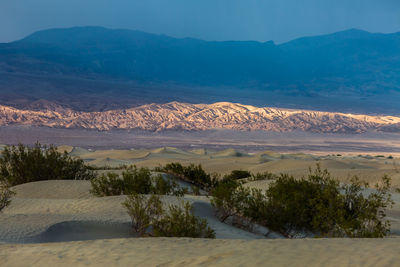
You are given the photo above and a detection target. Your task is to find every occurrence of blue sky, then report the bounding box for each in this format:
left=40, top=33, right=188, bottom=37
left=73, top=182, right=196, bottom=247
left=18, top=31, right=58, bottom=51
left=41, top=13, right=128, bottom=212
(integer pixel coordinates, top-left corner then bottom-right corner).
left=1, top=0, right=400, bottom=43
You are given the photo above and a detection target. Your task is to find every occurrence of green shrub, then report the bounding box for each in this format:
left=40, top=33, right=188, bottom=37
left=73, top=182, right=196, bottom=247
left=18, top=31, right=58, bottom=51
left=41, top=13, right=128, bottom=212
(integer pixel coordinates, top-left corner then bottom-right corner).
left=90, top=173, right=124, bottom=196
left=261, top=170, right=341, bottom=237
left=87, top=165, right=128, bottom=171
left=153, top=201, right=215, bottom=238
left=211, top=165, right=394, bottom=238
left=122, top=194, right=164, bottom=236
left=123, top=194, right=215, bottom=238
left=152, top=175, right=186, bottom=197
left=210, top=178, right=248, bottom=222
left=249, top=171, right=277, bottom=181
left=225, top=170, right=251, bottom=180
left=0, top=181, right=14, bottom=212
left=161, top=163, right=218, bottom=190
left=91, top=166, right=185, bottom=197
left=190, top=185, right=201, bottom=196
left=262, top=166, right=393, bottom=238
left=0, top=143, right=95, bottom=186
left=122, top=166, right=153, bottom=195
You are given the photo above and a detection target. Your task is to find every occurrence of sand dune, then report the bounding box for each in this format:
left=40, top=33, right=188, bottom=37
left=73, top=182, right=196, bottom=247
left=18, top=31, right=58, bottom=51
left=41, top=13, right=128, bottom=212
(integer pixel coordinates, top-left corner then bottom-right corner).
left=13, top=180, right=93, bottom=199
left=1, top=237, right=399, bottom=266
left=69, top=147, right=400, bottom=187
left=1, top=149, right=400, bottom=266
left=0, top=180, right=265, bottom=244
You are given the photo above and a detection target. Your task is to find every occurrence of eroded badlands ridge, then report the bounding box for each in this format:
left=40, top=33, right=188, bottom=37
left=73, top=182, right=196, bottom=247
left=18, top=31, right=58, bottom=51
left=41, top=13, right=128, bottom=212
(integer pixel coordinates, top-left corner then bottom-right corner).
left=1, top=102, right=400, bottom=133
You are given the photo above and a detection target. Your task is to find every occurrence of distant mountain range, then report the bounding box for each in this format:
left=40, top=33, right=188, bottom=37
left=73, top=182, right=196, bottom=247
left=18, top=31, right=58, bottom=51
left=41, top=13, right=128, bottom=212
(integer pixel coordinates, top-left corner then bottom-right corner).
left=1, top=101, right=399, bottom=133
left=0, top=27, right=400, bottom=114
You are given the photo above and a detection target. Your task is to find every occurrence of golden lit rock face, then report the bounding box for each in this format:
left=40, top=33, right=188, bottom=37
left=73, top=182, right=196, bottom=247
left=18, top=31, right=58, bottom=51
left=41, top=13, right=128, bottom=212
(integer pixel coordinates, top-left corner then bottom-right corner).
left=0, top=102, right=400, bottom=133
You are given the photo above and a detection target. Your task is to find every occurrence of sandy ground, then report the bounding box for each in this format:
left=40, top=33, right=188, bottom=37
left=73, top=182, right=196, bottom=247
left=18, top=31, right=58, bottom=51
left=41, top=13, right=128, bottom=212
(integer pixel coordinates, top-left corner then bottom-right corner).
left=1, top=237, right=400, bottom=267
left=0, top=179, right=400, bottom=266
left=0, top=180, right=263, bottom=243
left=65, top=146, right=400, bottom=187
left=2, top=126, right=400, bottom=154
left=1, top=148, right=400, bottom=266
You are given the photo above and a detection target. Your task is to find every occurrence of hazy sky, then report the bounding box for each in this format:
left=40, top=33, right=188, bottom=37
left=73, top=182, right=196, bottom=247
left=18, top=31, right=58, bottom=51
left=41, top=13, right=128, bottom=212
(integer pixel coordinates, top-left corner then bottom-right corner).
left=1, top=0, right=400, bottom=43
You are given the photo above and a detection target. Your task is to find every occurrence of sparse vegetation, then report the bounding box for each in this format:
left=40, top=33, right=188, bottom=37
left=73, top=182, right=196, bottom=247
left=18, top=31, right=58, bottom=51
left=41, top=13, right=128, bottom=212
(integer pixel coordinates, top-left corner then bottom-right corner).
left=0, top=143, right=95, bottom=186
left=122, top=194, right=164, bottom=237
left=87, top=165, right=128, bottom=171
left=224, top=170, right=251, bottom=180
left=153, top=201, right=216, bottom=238
left=122, top=194, right=215, bottom=238
left=211, top=165, right=394, bottom=238
left=210, top=178, right=249, bottom=222
left=249, top=171, right=277, bottom=181
left=158, top=162, right=218, bottom=190
left=190, top=185, right=201, bottom=196
left=0, top=181, right=14, bottom=212
left=90, top=166, right=185, bottom=197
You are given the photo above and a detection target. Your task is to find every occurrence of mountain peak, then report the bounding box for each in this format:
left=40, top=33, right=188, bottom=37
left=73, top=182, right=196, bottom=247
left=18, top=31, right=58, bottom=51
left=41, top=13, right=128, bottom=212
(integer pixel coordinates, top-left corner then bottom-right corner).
left=2, top=27, right=400, bottom=114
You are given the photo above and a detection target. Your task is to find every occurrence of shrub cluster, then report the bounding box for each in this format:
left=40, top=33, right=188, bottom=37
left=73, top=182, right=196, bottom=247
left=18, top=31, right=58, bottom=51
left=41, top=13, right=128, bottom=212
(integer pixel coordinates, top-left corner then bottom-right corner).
left=159, top=163, right=218, bottom=190
left=211, top=165, right=394, bottom=238
left=210, top=178, right=247, bottom=222
left=249, top=171, right=277, bottom=181
left=224, top=170, right=251, bottom=180
left=0, top=143, right=95, bottom=186
left=153, top=201, right=216, bottom=238
left=90, top=166, right=186, bottom=197
left=158, top=163, right=276, bottom=191
left=122, top=193, right=215, bottom=238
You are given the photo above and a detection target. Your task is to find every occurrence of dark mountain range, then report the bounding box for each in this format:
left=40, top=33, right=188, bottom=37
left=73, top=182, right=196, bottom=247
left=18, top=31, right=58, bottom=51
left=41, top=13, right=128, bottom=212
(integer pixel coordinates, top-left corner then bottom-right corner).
left=0, top=27, right=399, bottom=113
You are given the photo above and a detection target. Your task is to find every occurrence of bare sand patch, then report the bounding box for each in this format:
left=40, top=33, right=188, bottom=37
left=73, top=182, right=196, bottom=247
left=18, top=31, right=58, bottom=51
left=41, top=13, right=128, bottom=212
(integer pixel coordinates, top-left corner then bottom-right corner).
left=0, top=237, right=399, bottom=267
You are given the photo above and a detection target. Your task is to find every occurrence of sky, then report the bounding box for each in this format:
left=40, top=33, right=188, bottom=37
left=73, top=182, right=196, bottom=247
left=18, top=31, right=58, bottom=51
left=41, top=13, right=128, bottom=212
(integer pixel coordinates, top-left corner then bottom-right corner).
left=1, top=0, right=400, bottom=44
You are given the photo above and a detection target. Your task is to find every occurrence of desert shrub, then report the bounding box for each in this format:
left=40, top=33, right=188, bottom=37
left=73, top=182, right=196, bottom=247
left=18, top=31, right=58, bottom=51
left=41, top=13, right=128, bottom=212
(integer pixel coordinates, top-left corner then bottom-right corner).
left=0, top=143, right=95, bottom=186
left=190, top=185, right=201, bottom=196
left=87, top=165, right=128, bottom=171
left=152, top=175, right=186, bottom=197
left=122, top=194, right=164, bottom=236
left=161, top=163, right=218, bottom=190
left=91, top=166, right=185, bottom=197
left=262, top=167, right=393, bottom=238
left=123, top=194, right=215, bottom=238
left=153, top=201, right=216, bottom=238
left=122, top=166, right=153, bottom=194
left=0, top=181, right=14, bottom=212
left=336, top=175, right=393, bottom=238
left=249, top=171, right=277, bottom=181
left=225, top=170, right=251, bottom=180
left=260, top=169, right=341, bottom=237
left=210, top=177, right=267, bottom=229
left=211, top=165, right=393, bottom=238
left=210, top=178, right=249, bottom=222
left=90, top=173, right=124, bottom=196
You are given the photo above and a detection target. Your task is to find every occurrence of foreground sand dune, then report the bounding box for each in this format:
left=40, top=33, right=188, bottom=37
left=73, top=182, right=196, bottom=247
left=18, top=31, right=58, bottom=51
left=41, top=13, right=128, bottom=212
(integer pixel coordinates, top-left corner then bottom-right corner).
left=0, top=180, right=264, bottom=243
left=1, top=237, right=399, bottom=267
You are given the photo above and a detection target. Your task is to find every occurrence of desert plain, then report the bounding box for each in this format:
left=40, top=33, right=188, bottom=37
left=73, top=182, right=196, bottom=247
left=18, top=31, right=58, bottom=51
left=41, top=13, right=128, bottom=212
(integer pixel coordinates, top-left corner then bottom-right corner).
left=0, top=142, right=400, bottom=266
